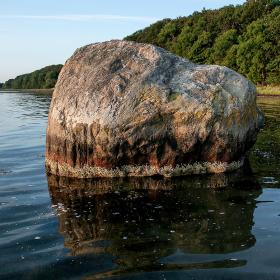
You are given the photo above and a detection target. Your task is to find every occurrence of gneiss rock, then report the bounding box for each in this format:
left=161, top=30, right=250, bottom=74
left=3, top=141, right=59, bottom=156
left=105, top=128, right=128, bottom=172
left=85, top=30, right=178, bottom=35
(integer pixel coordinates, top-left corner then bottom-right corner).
left=46, top=40, right=263, bottom=178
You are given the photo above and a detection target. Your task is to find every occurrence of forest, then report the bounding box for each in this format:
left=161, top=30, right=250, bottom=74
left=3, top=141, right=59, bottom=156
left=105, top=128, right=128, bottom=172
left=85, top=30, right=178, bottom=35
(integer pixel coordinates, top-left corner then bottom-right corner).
left=2, top=65, right=63, bottom=89
left=125, top=0, right=280, bottom=85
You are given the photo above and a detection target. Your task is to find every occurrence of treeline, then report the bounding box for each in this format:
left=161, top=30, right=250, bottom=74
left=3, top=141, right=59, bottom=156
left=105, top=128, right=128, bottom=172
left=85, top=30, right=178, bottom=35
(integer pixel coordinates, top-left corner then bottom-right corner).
left=125, top=0, right=280, bottom=85
left=2, top=65, right=63, bottom=89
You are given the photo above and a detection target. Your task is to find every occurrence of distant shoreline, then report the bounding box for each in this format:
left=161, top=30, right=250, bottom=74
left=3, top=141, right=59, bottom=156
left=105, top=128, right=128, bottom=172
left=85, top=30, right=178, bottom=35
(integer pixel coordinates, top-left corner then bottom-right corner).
left=257, top=94, right=280, bottom=98
left=257, top=86, right=280, bottom=97
left=0, top=88, right=54, bottom=94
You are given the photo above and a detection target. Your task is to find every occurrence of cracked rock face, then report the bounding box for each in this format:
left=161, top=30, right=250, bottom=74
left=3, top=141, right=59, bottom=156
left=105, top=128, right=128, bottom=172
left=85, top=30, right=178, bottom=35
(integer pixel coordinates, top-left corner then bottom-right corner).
left=46, top=40, right=263, bottom=178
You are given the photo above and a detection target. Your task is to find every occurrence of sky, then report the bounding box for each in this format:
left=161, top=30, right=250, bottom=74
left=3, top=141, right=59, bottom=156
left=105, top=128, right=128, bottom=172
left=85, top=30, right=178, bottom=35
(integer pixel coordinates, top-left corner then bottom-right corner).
left=0, top=0, right=245, bottom=82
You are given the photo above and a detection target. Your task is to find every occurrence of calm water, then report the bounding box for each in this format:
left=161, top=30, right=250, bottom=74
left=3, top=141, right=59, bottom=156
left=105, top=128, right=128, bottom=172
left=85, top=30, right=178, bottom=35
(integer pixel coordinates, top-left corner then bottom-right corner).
left=1, top=91, right=280, bottom=280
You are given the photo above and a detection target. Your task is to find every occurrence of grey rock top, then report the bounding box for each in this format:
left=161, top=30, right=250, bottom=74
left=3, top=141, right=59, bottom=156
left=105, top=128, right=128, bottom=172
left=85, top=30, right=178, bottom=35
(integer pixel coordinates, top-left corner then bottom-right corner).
left=46, top=40, right=263, bottom=178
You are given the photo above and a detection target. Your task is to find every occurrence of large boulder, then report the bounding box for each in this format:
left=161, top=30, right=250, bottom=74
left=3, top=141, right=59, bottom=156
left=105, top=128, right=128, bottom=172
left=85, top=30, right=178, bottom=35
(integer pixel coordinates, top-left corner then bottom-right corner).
left=46, top=40, right=263, bottom=178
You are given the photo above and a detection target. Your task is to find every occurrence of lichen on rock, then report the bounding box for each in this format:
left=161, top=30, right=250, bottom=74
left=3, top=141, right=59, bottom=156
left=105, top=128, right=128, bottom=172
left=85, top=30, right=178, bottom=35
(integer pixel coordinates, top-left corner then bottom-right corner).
left=46, top=40, right=264, bottom=178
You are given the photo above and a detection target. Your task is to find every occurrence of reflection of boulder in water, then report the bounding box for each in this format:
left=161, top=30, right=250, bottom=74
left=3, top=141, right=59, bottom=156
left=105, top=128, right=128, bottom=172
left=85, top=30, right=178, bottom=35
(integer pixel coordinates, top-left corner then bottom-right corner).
left=48, top=171, right=261, bottom=269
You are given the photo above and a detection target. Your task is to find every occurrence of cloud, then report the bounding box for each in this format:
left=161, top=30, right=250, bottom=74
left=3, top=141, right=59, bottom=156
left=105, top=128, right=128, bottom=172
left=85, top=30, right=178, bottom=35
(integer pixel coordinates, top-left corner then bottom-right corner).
left=0, top=14, right=158, bottom=23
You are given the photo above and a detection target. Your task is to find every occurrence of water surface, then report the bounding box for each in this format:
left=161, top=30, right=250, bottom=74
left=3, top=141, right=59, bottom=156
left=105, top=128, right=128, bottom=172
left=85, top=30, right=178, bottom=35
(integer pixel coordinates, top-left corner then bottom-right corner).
left=1, top=91, right=280, bottom=279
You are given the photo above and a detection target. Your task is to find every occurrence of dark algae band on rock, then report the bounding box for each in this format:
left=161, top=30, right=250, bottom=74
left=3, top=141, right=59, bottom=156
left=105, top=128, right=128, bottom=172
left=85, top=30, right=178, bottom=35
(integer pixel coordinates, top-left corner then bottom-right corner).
left=45, top=40, right=264, bottom=178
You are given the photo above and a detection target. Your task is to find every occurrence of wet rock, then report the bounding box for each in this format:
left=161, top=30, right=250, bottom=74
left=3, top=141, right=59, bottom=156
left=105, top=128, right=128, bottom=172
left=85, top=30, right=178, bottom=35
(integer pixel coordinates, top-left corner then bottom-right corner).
left=46, top=40, right=263, bottom=178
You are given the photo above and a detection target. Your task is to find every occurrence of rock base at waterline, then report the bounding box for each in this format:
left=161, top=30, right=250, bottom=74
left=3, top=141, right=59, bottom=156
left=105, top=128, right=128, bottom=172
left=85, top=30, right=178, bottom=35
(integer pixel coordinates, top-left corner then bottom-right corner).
left=46, top=158, right=244, bottom=178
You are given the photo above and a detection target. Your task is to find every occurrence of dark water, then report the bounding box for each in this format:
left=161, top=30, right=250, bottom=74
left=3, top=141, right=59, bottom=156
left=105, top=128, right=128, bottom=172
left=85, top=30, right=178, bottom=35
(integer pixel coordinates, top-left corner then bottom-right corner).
left=1, top=91, right=280, bottom=280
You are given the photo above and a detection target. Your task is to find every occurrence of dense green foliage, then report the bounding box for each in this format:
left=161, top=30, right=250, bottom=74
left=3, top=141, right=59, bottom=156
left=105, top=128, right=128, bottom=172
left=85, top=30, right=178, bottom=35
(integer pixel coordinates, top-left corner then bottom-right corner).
left=125, top=0, right=280, bottom=85
left=3, top=65, right=63, bottom=89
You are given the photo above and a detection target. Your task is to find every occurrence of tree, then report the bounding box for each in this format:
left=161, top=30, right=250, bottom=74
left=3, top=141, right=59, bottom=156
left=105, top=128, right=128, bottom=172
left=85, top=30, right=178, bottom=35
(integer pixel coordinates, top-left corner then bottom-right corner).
left=236, top=7, right=280, bottom=84
left=188, top=31, right=212, bottom=63
left=210, top=29, right=238, bottom=64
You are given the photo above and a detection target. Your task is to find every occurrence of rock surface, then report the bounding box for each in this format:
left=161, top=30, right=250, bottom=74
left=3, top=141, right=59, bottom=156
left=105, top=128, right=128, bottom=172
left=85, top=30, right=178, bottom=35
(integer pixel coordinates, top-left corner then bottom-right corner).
left=46, top=40, right=263, bottom=178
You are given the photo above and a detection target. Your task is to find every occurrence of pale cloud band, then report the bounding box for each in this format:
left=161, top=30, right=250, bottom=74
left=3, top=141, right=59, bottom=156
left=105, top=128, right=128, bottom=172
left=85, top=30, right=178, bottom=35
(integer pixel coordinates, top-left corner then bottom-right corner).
left=0, top=14, right=158, bottom=22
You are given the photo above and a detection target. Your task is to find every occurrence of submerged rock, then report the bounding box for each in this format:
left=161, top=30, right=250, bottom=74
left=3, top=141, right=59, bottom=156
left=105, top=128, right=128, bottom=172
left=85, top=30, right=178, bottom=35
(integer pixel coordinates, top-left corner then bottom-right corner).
left=46, top=40, right=263, bottom=178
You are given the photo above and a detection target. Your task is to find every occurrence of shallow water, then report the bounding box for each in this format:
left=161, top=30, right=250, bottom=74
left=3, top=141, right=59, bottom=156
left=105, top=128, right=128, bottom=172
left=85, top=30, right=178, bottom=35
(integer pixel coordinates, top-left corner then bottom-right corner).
left=1, top=91, right=280, bottom=279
